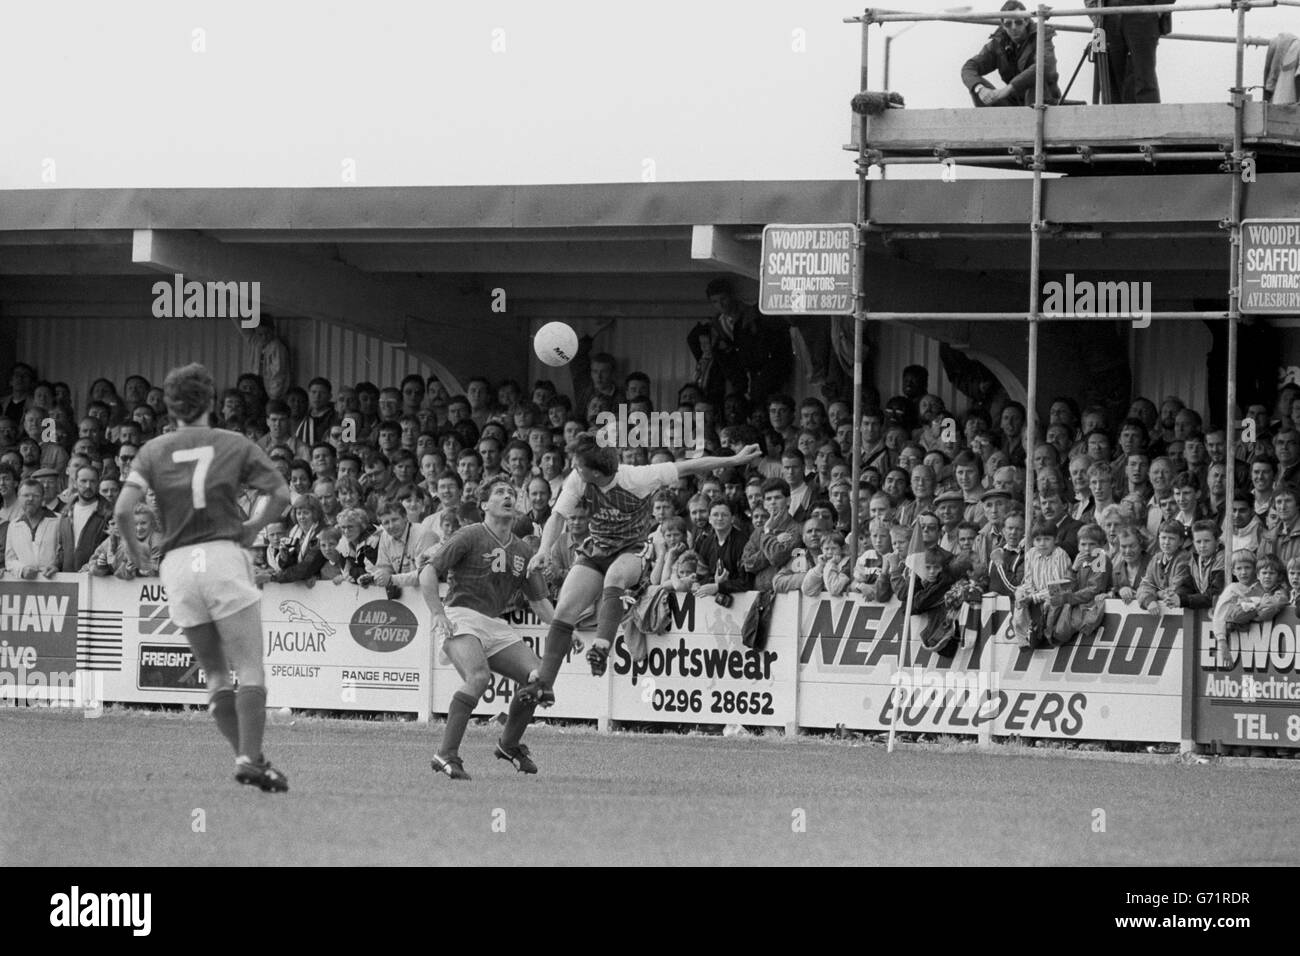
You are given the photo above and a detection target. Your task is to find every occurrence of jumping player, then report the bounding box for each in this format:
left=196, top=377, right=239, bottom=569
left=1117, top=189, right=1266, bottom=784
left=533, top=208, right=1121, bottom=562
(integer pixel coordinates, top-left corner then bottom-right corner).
left=419, top=475, right=555, bottom=780
left=523, top=435, right=760, bottom=702
left=115, top=363, right=293, bottom=792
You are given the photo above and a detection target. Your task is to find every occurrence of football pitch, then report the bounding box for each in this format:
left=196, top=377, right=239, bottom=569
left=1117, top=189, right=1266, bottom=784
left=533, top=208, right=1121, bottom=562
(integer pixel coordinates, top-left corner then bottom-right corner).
left=3, top=708, right=1298, bottom=867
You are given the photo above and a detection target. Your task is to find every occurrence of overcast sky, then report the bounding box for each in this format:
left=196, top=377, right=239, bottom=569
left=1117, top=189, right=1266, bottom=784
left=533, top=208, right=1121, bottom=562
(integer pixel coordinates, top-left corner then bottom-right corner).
left=1, top=0, right=1295, bottom=189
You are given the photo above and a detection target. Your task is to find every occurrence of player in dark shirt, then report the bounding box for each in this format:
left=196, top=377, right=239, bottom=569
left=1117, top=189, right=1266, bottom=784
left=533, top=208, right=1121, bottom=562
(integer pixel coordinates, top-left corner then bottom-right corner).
left=116, top=363, right=293, bottom=792
left=418, top=475, right=555, bottom=780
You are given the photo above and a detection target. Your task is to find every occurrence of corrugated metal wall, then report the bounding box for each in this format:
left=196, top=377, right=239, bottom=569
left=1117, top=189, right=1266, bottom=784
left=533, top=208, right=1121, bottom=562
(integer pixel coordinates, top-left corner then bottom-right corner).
left=870, top=323, right=963, bottom=411
left=9, top=315, right=435, bottom=409
left=1131, top=321, right=1211, bottom=418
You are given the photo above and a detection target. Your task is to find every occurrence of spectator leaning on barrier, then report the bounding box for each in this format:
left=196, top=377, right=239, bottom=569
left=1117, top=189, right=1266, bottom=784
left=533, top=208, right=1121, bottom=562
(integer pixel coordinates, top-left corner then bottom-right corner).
left=57, top=464, right=112, bottom=572
left=1137, top=519, right=1193, bottom=615
left=85, top=505, right=161, bottom=579
left=5, top=478, right=60, bottom=579
left=693, top=500, right=753, bottom=604
left=266, top=493, right=327, bottom=584
left=372, top=498, right=435, bottom=595
left=741, top=478, right=800, bottom=591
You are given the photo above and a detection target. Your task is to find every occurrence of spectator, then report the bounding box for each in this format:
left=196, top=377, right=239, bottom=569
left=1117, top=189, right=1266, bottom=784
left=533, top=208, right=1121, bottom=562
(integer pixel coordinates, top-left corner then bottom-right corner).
left=1138, top=520, right=1193, bottom=615
left=1261, top=485, right=1300, bottom=564
left=1111, top=526, right=1149, bottom=603
left=334, top=507, right=378, bottom=585
left=371, top=499, right=433, bottom=592
left=569, top=341, right=623, bottom=424
left=988, top=512, right=1027, bottom=597
left=772, top=518, right=828, bottom=594
left=1212, top=550, right=1264, bottom=659
left=1040, top=492, right=1081, bottom=560
left=84, top=506, right=161, bottom=579
left=1274, top=429, right=1300, bottom=489
left=258, top=400, right=310, bottom=460
left=1, top=363, right=36, bottom=421
left=1011, top=521, right=1072, bottom=648
left=1249, top=456, right=1277, bottom=525
left=1053, top=524, right=1111, bottom=646
left=295, top=377, right=337, bottom=446
left=801, top=530, right=853, bottom=598
left=542, top=499, right=591, bottom=597
left=689, top=278, right=793, bottom=406
left=741, top=478, right=800, bottom=591
left=782, top=450, right=816, bottom=522
left=650, top=515, right=690, bottom=586
left=56, top=464, right=112, bottom=572
left=0, top=464, right=18, bottom=522
left=1181, top=519, right=1226, bottom=611
left=5, top=478, right=59, bottom=578
left=317, top=526, right=348, bottom=582
left=1103, top=0, right=1167, bottom=105
left=694, top=500, right=753, bottom=600
left=961, top=1, right=1061, bottom=107
left=515, top=476, right=553, bottom=540
left=435, top=471, right=481, bottom=527
left=1231, top=492, right=1264, bottom=554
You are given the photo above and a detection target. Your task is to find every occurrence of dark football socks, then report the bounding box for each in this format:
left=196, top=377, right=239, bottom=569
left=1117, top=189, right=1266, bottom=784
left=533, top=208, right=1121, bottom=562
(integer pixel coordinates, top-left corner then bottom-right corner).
left=209, top=688, right=240, bottom=754
left=235, top=685, right=268, bottom=763
left=440, top=690, right=478, bottom=757
left=538, top=620, right=576, bottom=685
left=595, top=587, right=626, bottom=647
left=500, top=693, right=537, bottom=750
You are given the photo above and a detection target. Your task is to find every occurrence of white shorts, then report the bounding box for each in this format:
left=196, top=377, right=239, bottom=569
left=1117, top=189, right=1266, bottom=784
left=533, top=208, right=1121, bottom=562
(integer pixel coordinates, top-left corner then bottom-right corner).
left=159, top=541, right=261, bottom=629
left=439, top=606, right=523, bottom=664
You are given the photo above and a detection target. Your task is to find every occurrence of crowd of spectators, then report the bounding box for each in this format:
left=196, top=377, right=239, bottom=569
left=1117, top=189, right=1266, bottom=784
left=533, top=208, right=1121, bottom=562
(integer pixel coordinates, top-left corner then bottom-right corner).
left=3, top=285, right=1299, bottom=754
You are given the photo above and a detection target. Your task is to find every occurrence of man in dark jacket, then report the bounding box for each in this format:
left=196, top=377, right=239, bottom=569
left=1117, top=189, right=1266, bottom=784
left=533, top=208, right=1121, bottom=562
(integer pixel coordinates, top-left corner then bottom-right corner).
left=688, top=278, right=793, bottom=407
left=961, top=0, right=1061, bottom=107
left=57, top=464, right=112, bottom=572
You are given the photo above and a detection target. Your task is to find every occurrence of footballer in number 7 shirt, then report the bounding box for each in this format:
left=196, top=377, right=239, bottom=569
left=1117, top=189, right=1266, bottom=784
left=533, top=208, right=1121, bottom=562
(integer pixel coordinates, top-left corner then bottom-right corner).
left=116, top=363, right=294, bottom=792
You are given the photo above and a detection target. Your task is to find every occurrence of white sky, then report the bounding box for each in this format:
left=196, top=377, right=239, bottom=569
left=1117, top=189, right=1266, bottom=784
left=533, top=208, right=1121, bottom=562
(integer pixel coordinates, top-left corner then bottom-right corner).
left=1, top=0, right=1296, bottom=189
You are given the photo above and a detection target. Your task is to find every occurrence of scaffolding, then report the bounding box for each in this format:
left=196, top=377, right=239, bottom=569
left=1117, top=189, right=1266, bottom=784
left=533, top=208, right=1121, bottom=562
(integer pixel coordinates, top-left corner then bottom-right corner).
left=843, top=1, right=1300, bottom=751
left=844, top=0, right=1300, bottom=570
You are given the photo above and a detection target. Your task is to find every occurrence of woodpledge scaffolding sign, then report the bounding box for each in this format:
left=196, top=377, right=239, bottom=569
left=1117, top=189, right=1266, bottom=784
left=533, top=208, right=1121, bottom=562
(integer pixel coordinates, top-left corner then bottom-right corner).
left=1241, top=219, right=1300, bottom=314
left=759, top=223, right=855, bottom=315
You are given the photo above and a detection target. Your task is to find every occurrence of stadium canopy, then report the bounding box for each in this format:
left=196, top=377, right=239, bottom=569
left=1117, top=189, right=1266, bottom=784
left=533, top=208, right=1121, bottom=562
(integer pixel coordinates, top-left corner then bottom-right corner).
left=2, top=175, right=1294, bottom=394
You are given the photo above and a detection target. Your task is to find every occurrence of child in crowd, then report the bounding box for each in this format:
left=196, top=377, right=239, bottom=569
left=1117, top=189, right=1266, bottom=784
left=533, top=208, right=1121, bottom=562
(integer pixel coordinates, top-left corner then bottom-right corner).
left=1181, top=519, right=1225, bottom=611
left=1054, top=523, right=1110, bottom=646
left=1212, top=550, right=1277, bottom=662
left=802, top=530, right=852, bottom=598
left=650, top=516, right=690, bottom=586
left=1255, top=554, right=1290, bottom=619
left=902, top=545, right=960, bottom=651
left=851, top=518, right=892, bottom=600
left=317, top=525, right=348, bottom=582
left=1137, top=520, right=1193, bottom=614
left=1011, top=521, right=1073, bottom=648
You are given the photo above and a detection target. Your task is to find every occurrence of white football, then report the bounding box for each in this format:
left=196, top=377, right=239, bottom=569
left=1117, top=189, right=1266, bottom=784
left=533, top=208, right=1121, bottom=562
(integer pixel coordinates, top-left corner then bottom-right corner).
left=534, top=321, right=579, bottom=367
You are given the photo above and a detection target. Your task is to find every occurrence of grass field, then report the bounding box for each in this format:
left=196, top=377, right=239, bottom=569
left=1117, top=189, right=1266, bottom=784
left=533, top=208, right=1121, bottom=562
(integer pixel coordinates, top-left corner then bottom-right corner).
left=3, top=708, right=1298, bottom=866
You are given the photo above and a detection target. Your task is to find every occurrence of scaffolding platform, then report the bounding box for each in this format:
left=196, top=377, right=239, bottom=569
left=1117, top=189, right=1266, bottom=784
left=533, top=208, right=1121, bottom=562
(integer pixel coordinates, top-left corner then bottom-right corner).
left=848, top=102, right=1300, bottom=174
